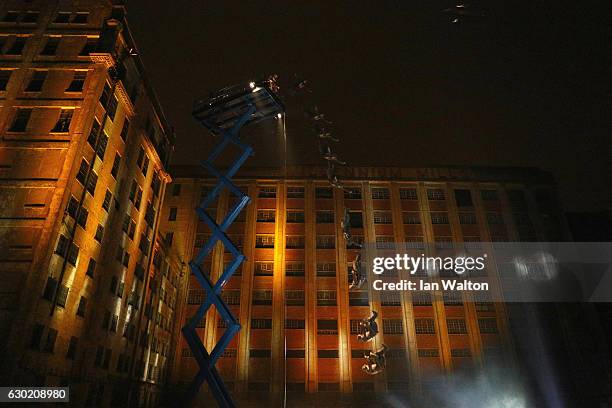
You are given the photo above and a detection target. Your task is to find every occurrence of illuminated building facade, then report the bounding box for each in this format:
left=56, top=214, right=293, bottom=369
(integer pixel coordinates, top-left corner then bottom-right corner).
left=0, top=1, right=180, bottom=406
left=160, top=164, right=571, bottom=406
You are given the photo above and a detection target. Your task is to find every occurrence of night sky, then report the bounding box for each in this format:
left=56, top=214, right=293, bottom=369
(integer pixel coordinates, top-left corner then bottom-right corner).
left=126, top=1, right=611, bottom=213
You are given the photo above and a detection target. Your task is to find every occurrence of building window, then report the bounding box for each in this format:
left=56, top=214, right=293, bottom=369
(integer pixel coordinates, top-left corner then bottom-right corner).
left=251, top=319, right=272, bottom=329
left=373, top=211, right=393, bottom=224
left=349, top=211, right=363, bottom=228
left=221, top=290, right=240, bottom=305
left=287, top=186, right=304, bottom=198
left=168, top=207, right=177, bottom=221
left=402, top=212, right=421, bottom=224
left=165, top=232, right=174, bottom=247
left=76, top=296, right=87, bottom=317
left=2, top=11, right=19, bottom=22
left=25, top=70, right=47, bottom=92
left=316, top=235, right=335, bottom=249
left=315, top=210, right=334, bottom=224
left=418, top=349, right=439, bottom=357
left=94, top=224, right=104, bottom=243
left=76, top=206, right=88, bottom=228
left=0, top=70, right=12, bottom=91
left=286, top=210, right=304, bottom=223
left=95, top=132, right=108, bottom=161
left=371, top=187, right=390, bottom=200
left=430, top=212, right=449, bottom=224
left=286, top=235, right=305, bottom=249
left=316, top=262, right=336, bottom=277
left=258, top=186, right=276, bottom=198
left=55, top=234, right=79, bottom=265
left=447, top=319, right=468, bottom=334
left=316, top=290, right=336, bottom=306
left=478, top=318, right=498, bottom=334
left=383, top=319, right=404, bottom=334
left=22, top=12, right=40, bottom=23
left=375, top=236, right=394, bottom=249
left=249, top=349, right=271, bottom=358
left=344, top=187, right=362, bottom=200
left=102, top=190, right=112, bottom=212
left=286, top=350, right=305, bottom=359
left=73, top=12, right=89, bottom=24
left=40, top=36, right=59, bottom=56
left=6, top=36, right=27, bottom=55
left=187, top=289, right=205, bottom=305
left=443, top=291, right=463, bottom=306
left=30, top=323, right=44, bottom=350
left=43, top=328, right=58, bottom=353
left=481, top=189, right=499, bottom=201
left=42, top=277, right=58, bottom=301
left=459, top=213, right=477, bottom=225
left=106, top=96, right=118, bottom=120
left=254, top=261, right=274, bottom=276
left=381, top=291, right=401, bottom=306
left=285, top=261, right=304, bottom=276
left=454, top=189, right=473, bottom=207
left=172, top=183, right=181, bottom=196
left=315, top=187, right=333, bottom=198
left=285, top=290, right=304, bottom=306
left=415, top=318, right=435, bottom=334
left=255, top=234, right=274, bottom=248
left=66, top=70, right=87, bottom=92
left=412, top=291, right=432, bottom=306
left=86, top=258, right=96, bottom=278
left=252, top=290, right=272, bottom=305
left=256, top=209, right=275, bottom=222
left=54, top=12, right=71, bottom=23
left=8, top=108, right=32, bottom=132
left=349, top=291, right=369, bottom=306
left=487, top=212, right=504, bottom=225
left=451, top=348, right=472, bottom=358
left=317, top=350, right=338, bottom=359
left=400, top=188, right=418, bottom=200
left=317, top=319, right=338, bottom=335
left=79, top=37, right=98, bottom=55
left=285, top=319, right=305, bottom=329
left=427, top=188, right=445, bottom=201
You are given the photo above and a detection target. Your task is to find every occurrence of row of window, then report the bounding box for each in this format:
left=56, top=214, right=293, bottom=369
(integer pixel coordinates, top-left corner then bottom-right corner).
left=0, top=35, right=98, bottom=57
left=2, top=10, right=90, bottom=24
left=0, top=69, right=88, bottom=93
left=252, top=186, right=501, bottom=203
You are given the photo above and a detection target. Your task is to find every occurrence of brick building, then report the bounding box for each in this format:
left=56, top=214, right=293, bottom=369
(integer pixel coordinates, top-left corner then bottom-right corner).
left=0, top=1, right=182, bottom=406
left=159, top=164, right=573, bottom=406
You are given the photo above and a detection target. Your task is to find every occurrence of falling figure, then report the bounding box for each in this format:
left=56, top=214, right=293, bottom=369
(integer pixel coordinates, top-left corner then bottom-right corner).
left=327, top=163, right=346, bottom=190
left=362, top=344, right=388, bottom=375
left=358, top=311, right=379, bottom=342
left=349, top=253, right=365, bottom=289
left=306, top=106, right=333, bottom=124
left=341, top=208, right=351, bottom=241
left=267, top=74, right=280, bottom=93
left=320, top=145, right=346, bottom=165
left=315, top=124, right=340, bottom=142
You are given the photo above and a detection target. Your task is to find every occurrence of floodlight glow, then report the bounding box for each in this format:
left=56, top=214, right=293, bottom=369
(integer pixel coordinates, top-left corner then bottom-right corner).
left=277, top=113, right=282, bottom=119
left=249, top=81, right=255, bottom=89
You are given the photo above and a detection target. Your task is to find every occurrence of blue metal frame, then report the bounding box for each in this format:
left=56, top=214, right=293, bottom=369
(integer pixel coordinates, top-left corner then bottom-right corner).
left=182, top=106, right=256, bottom=407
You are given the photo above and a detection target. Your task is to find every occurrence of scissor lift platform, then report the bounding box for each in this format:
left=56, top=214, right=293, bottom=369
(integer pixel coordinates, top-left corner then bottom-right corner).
left=193, top=80, right=285, bottom=135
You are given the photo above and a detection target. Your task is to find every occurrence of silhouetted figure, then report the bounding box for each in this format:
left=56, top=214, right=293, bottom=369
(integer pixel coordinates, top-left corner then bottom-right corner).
left=358, top=311, right=379, bottom=342
left=349, top=253, right=365, bottom=289
left=362, top=344, right=388, bottom=375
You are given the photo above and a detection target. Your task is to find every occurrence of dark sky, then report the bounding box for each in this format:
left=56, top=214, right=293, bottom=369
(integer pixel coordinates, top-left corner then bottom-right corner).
left=126, top=1, right=611, bottom=213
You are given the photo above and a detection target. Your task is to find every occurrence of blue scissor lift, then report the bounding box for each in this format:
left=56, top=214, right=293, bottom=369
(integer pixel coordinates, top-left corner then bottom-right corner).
left=183, top=79, right=284, bottom=407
